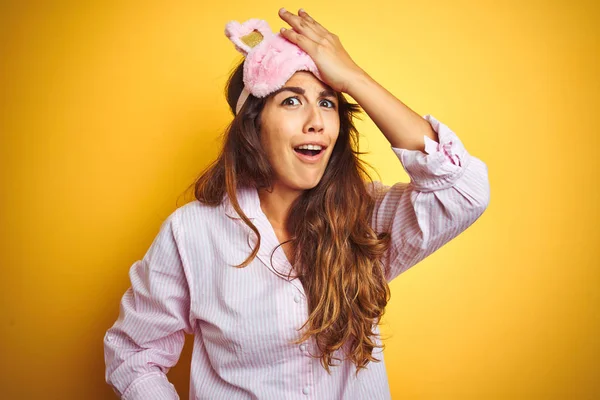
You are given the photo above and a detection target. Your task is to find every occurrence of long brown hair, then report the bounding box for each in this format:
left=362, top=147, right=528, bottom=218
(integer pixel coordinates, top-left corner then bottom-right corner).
left=186, top=58, right=392, bottom=376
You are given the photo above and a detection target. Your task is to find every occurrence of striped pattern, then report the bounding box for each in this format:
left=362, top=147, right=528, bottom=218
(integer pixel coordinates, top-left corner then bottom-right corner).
left=104, top=114, right=490, bottom=399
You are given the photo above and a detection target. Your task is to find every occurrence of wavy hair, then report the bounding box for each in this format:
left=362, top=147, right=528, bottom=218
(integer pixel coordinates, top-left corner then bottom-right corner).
left=185, top=58, right=392, bottom=376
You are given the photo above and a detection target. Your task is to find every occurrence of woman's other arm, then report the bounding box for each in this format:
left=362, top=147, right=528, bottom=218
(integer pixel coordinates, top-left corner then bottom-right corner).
left=104, top=210, right=193, bottom=399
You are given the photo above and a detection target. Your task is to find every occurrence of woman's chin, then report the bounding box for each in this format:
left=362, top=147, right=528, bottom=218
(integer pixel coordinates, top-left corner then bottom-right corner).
left=276, top=171, right=325, bottom=191
left=298, top=179, right=323, bottom=190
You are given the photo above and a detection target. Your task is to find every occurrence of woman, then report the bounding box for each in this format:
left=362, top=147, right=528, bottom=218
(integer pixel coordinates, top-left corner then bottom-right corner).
left=104, top=8, right=490, bottom=399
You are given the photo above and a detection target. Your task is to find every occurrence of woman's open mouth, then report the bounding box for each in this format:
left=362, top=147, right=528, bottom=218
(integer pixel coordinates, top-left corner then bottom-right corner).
left=293, top=147, right=325, bottom=163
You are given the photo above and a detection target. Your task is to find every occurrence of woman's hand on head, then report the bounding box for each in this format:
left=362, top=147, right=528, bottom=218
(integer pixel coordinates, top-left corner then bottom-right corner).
left=278, top=8, right=365, bottom=94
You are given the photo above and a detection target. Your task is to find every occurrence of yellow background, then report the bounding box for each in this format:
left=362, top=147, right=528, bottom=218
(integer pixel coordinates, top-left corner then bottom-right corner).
left=1, top=0, right=598, bottom=398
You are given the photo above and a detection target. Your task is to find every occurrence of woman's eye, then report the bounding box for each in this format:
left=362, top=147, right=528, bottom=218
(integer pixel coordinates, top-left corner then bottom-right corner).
left=282, top=97, right=301, bottom=106
left=320, top=99, right=335, bottom=108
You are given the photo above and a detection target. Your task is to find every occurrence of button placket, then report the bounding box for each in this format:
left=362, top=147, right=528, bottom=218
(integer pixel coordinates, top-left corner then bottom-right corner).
left=293, top=293, right=309, bottom=356
left=291, top=292, right=312, bottom=397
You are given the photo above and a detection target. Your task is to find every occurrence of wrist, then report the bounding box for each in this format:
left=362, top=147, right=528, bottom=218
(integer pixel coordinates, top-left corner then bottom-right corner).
left=344, top=68, right=372, bottom=98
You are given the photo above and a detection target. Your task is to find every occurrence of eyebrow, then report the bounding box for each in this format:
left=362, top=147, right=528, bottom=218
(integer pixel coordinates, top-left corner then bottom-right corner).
left=271, top=86, right=337, bottom=100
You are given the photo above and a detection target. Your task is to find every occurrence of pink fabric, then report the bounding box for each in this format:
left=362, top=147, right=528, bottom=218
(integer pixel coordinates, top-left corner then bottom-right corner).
left=104, top=114, right=490, bottom=399
left=224, top=19, right=323, bottom=98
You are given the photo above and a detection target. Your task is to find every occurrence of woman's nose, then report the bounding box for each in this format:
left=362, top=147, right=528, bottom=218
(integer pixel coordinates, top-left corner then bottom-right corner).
left=305, top=105, right=324, bottom=133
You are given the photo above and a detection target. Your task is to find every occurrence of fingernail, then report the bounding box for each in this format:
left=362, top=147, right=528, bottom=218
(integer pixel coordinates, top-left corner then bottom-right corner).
left=299, top=8, right=305, bottom=13
left=279, top=7, right=286, bottom=14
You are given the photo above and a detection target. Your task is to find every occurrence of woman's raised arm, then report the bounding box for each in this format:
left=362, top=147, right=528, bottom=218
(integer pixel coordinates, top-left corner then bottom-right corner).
left=368, top=115, right=490, bottom=282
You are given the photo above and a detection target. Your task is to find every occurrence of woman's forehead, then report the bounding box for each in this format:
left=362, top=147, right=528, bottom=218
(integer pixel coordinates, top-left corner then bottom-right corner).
left=285, top=71, right=333, bottom=92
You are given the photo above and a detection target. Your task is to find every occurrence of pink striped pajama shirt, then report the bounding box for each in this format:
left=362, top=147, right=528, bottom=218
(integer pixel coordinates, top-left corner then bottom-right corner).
left=104, top=114, right=490, bottom=399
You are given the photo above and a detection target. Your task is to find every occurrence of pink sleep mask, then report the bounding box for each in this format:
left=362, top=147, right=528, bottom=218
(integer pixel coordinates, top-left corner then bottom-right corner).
left=224, top=18, right=324, bottom=114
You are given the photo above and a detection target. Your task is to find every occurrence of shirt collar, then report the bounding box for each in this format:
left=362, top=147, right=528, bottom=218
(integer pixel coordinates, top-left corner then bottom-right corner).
left=223, top=185, right=261, bottom=220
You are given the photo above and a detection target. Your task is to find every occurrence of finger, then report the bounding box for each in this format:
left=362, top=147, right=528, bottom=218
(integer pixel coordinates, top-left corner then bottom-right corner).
left=278, top=8, right=321, bottom=42
left=298, top=9, right=330, bottom=36
left=280, top=28, right=317, bottom=54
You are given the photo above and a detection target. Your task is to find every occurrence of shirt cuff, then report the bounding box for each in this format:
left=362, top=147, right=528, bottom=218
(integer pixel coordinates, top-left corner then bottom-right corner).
left=391, top=114, right=472, bottom=192
left=121, top=372, right=179, bottom=400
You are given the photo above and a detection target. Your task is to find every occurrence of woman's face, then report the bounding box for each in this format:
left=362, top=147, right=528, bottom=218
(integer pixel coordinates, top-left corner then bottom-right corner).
left=259, top=71, right=340, bottom=193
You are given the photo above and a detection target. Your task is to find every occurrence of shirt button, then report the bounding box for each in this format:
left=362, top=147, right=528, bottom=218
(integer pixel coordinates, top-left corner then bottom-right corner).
left=302, top=386, right=310, bottom=395
left=294, top=295, right=301, bottom=303
left=300, top=344, right=307, bottom=351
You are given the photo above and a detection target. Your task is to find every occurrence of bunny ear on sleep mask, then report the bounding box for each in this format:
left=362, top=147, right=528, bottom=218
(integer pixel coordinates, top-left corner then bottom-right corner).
left=224, top=18, right=323, bottom=113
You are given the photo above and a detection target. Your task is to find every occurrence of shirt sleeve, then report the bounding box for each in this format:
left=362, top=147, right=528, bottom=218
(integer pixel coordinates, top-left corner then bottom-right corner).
left=368, top=114, right=490, bottom=282
left=103, top=209, right=193, bottom=399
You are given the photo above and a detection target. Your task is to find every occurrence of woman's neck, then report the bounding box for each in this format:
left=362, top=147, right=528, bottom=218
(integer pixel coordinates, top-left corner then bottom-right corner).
left=257, top=184, right=303, bottom=231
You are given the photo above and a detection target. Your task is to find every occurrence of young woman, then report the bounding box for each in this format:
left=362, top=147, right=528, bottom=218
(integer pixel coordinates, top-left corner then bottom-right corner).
left=104, top=8, right=490, bottom=400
